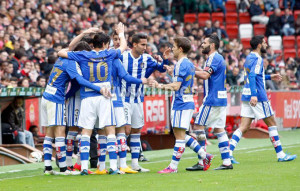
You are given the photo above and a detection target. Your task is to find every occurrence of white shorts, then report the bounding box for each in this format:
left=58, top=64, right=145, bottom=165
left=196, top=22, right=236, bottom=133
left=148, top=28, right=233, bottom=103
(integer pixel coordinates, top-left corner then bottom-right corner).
left=66, top=91, right=81, bottom=127
left=195, top=105, right=227, bottom=128
left=123, top=102, right=144, bottom=129
left=241, top=101, right=274, bottom=119
left=171, top=109, right=194, bottom=130
left=114, top=106, right=127, bottom=128
left=41, top=97, right=66, bottom=127
left=78, top=96, right=116, bottom=130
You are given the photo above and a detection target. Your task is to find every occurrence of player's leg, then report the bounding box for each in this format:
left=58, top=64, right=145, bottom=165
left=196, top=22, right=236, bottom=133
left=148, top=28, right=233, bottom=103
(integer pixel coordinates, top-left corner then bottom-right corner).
left=66, top=126, right=79, bottom=170
left=264, top=115, right=297, bottom=162
left=186, top=105, right=213, bottom=171
left=77, top=97, right=98, bottom=175
left=94, top=129, right=107, bottom=175
left=254, top=101, right=296, bottom=162
left=65, top=92, right=80, bottom=170
left=43, top=126, right=55, bottom=175
left=130, top=102, right=149, bottom=172
left=54, top=125, right=68, bottom=173
left=229, top=101, right=255, bottom=164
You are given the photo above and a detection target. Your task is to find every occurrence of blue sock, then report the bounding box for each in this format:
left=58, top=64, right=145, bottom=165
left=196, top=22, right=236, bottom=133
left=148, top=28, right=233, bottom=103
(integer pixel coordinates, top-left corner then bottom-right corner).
left=107, top=134, right=117, bottom=171
left=117, top=133, right=127, bottom=168
left=97, top=135, right=107, bottom=171
left=169, top=140, right=185, bottom=169
left=43, top=136, right=53, bottom=169
left=185, top=135, right=205, bottom=162
left=80, top=135, right=90, bottom=171
left=130, top=133, right=141, bottom=167
left=66, top=131, right=78, bottom=167
left=55, top=137, right=66, bottom=171
left=229, top=129, right=242, bottom=156
left=216, top=131, right=231, bottom=166
left=268, top=126, right=285, bottom=158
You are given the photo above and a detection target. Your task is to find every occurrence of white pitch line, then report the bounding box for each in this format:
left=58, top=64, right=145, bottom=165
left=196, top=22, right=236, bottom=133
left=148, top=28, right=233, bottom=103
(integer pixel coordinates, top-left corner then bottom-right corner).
left=0, top=175, right=38, bottom=181
left=245, top=145, right=299, bottom=153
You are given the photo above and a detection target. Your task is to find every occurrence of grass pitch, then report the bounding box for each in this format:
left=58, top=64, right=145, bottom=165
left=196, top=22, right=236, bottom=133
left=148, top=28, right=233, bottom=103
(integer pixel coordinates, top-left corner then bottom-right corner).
left=1, top=130, right=300, bottom=191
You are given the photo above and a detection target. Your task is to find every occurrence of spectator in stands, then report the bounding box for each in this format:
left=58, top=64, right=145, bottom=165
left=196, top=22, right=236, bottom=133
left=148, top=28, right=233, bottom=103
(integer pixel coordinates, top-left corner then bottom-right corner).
left=264, top=58, right=278, bottom=90
left=8, top=77, right=18, bottom=88
left=295, top=14, right=300, bottom=35
left=249, top=0, right=269, bottom=25
left=210, top=0, right=227, bottom=15
left=284, top=0, right=295, bottom=11
left=3, top=62, right=13, bottom=79
left=199, top=0, right=212, bottom=13
left=204, top=20, right=214, bottom=36
left=264, top=0, right=279, bottom=12
left=184, top=0, right=197, bottom=13
left=281, top=8, right=295, bottom=36
left=10, top=48, right=27, bottom=78
left=266, top=8, right=282, bottom=36
left=226, top=67, right=240, bottom=86
left=32, top=75, right=47, bottom=88
left=18, top=77, right=30, bottom=87
left=236, top=0, right=250, bottom=13
left=212, top=20, right=229, bottom=40
left=1, top=97, right=35, bottom=147
left=171, top=0, right=184, bottom=21
left=29, top=125, right=40, bottom=145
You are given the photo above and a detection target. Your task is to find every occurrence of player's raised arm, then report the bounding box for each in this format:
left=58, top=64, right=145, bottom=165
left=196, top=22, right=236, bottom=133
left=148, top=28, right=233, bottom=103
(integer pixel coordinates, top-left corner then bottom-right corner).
left=57, top=48, right=69, bottom=58
left=115, top=22, right=127, bottom=54
left=68, top=28, right=99, bottom=50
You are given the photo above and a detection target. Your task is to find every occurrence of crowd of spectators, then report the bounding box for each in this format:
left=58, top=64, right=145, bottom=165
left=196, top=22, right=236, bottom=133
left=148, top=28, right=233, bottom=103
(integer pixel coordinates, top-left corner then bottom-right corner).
left=0, top=0, right=300, bottom=92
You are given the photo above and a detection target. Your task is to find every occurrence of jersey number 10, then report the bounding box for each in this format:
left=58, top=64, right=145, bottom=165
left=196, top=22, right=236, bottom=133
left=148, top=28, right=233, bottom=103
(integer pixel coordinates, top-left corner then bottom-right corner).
left=88, top=62, right=108, bottom=82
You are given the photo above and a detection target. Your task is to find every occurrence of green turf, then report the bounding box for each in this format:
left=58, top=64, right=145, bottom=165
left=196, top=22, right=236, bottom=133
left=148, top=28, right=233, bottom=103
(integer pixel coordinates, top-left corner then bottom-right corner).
left=1, top=130, right=300, bottom=191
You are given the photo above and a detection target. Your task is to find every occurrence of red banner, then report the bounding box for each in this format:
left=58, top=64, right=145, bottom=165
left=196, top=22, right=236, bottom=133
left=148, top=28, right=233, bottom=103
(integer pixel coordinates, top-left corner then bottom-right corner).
left=25, top=98, right=40, bottom=131
left=142, top=95, right=167, bottom=133
left=269, top=92, right=300, bottom=128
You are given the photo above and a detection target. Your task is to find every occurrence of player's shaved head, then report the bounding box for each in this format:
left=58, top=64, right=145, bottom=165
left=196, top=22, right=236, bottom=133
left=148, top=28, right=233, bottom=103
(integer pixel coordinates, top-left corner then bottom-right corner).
left=174, top=37, right=191, bottom=54
left=93, top=32, right=110, bottom=49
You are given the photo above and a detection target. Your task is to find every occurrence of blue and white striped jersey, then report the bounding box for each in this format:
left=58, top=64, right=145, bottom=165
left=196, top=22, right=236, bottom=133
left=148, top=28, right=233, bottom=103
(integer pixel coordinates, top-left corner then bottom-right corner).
left=172, top=57, right=195, bottom=110
left=241, top=52, right=268, bottom=102
left=202, top=52, right=227, bottom=106
left=120, top=51, right=167, bottom=103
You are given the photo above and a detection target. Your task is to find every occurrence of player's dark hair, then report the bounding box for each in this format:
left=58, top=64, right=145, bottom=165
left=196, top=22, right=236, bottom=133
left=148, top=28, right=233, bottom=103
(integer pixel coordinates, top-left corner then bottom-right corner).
left=132, top=33, right=148, bottom=44
left=81, top=36, right=93, bottom=44
left=93, top=32, right=110, bottom=49
left=207, top=34, right=220, bottom=50
left=74, top=41, right=92, bottom=51
left=112, top=31, right=118, bottom=37
left=250, top=35, right=264, bottom=50
left=174, top=37, right=191, bottom=54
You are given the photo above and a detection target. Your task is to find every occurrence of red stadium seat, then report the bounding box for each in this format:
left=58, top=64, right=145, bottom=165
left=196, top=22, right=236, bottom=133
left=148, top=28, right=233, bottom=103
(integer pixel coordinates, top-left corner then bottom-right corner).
left=198, top=13, right=211, bottom=27
left=226, top=12, right=238, bottom=25
left=212, top=12, right=224, bottom=24
left=298, top=49, right=300, bottom=57
left=253, top=24, right=266, bottom=36
left=279, top=0, right=284, bottom=8
left=284, top=49, right=297, bottom=59
left=283, top=36, right=296, bottom=49
left=297, top=36, right=300, bottom=48
left=239, top=12, right=251, bottom=24
left=226, top=25, right=239, bottom=39
left=266, top=11, right=274, bottom=17
left=184, top=13, right=197, bottom=23
left=241, top=38, right=251, bottom=49
left=294, top=10, right=300, bottom=21
left=225, top=1, right=237, bottom=12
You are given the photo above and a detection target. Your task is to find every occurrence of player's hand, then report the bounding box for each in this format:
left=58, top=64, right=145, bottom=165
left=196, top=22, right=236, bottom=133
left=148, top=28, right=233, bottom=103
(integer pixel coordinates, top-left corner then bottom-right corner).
left=163, top=47, right=171, bottom=60
left=163, top=65, right=173, bottom=74
left=250, top=96, right=257, bottom=107
left=271, top=74, right=282, bottom=82
left=149, top=79, right=158, bottom=88
left=141, top=78, right=148, bottom=84
left=83, top=27, right=99, bottom=34
left=115, top=22, right=125, bottom=35
left=100, top=88, right=111, bottom=98
left=154, top=55, right=163, bottom=63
